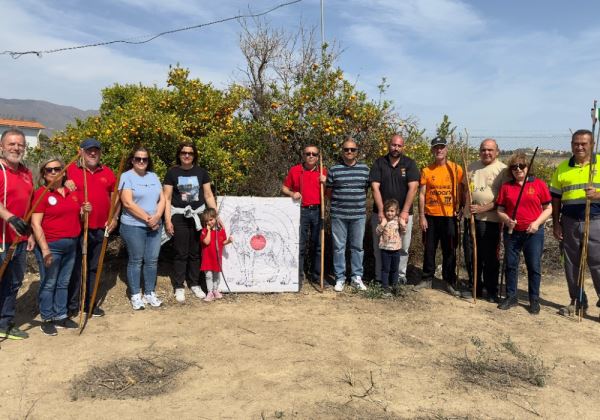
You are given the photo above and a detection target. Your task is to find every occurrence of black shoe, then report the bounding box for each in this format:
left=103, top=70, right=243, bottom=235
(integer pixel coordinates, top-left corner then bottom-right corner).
left=91, top=307, right=105, bottom=317
left=0, top=325, right=29, bottom=340
left=67, top=309, right=79, bottom=319
left=459, top=289, right=473, bottom=299
left=55, top=318, right=79, bottom=329
left=40, top=321, right=57, bottom=336
left=487, top=295, right=500, bottom=304
left=498, top=296, right=518, bottom=310
left=414, top=280, right=432, bottom=290
left=597, top=298, right=600, bottom=308
left=529, top=300, right=541, bottom=315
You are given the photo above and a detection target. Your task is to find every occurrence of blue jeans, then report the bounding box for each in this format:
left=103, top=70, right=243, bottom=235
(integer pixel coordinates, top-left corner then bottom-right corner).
left=120, top=223, right=161, bottom=295
left=381, top=249, right=400, bottom=289
left=35, top=238, right=78, bottom=321
left=0, top=242, right=27, bottom=330
left=299, top=206, right=322, bottom=281
left=504, top=228, right=544, bottom=301
left=331, top=216, right=365, bottom=282
left=68, top=228, right=104, bottom=312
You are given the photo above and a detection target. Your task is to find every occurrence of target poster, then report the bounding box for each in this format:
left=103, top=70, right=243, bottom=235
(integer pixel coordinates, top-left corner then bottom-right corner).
left=216, top=196, right=300, bottom=293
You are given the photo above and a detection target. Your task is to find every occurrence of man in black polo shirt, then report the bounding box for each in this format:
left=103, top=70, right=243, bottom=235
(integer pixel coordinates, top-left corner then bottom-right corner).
left=370, top=134, right=420, bottom=285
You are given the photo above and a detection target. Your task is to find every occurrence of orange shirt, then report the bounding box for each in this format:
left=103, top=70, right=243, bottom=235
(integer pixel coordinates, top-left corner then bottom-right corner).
left=420, top=161, right=463, bottom=217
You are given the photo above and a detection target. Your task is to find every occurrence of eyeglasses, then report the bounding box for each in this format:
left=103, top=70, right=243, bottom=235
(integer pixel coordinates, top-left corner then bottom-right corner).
left=510, top=163, right=527, bottom=171
left=44, top=166, right=63, bottom=174
left=133, top=157, right=148, bottom=163
left=304, top=152, right=319, bottom=157
left=180, top=151, right=194, bottom=156
left=343, top=147, right=357, bottom=153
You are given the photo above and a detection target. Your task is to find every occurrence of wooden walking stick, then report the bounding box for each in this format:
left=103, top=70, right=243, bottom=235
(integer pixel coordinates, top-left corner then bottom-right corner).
left=461, top=141, right=478, bottom=303
left=78, top=163, right=89, bottom=328
left=576, top=101, right=600, bottom=321
left=81, top=153, right=126, bottom=333
left=319, top=152, right=325, bottom=291
left=0, top=151, right=81, bottom=284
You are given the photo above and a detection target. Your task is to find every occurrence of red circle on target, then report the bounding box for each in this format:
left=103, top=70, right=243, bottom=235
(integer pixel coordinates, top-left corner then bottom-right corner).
left=250, top=234, right=267, bottom=250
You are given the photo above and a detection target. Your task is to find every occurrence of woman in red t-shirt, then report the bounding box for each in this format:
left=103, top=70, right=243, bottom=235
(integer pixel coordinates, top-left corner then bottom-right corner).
left=496, top=153, right=552, bottom=315
left=200, top=208, right=232, bottom=302
left=31, top=158, right=90, bottom=336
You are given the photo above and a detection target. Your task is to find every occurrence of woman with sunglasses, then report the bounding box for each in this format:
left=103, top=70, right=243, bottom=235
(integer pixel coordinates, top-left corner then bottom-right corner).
left=32, top=157, right=91, bottom=336
left=163, top=142, right=217, bottom=303
left=119, top=147, right=166, bottom=310
left=496, top=153, right=552, bottom=314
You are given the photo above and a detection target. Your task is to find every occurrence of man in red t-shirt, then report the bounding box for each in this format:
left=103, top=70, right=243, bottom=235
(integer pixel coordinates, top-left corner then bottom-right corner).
left=0, top=128, right=34, bottom=340
left=282, top=145, right=327, bottom=284
left=66, top=138, right=118, bottom=318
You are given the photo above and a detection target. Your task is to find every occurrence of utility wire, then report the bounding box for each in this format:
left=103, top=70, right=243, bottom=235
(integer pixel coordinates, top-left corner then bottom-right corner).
left=1, top=0, right=302, bottom=59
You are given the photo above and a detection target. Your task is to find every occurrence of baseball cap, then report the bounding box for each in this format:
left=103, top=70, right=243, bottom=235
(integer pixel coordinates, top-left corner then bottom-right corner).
left=430, top=137, right=447, bottom=147
left=80, top=138, right=101, bottom=150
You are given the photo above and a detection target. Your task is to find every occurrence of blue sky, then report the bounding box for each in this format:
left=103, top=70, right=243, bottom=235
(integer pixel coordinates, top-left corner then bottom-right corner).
left=2, top=0, right=598, bottom=150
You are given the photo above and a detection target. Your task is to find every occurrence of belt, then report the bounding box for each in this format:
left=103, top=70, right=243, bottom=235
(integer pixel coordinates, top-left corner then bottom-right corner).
left=302, top=205, right=320, bottom=210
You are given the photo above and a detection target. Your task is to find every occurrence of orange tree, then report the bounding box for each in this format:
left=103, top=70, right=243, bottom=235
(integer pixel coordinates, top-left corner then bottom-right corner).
left=49, top=65, right=257, bottom=194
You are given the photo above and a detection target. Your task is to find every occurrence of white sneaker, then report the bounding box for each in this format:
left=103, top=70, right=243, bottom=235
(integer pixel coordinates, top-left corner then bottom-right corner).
left=351, top=276, right=367, bottom=291
left=191, top=286, right=206, bottom=299
left=334, top=280, right=345, bottom=292
left=130, top=293, right=145, bottom=310
left=174, top=288, right=185, bottom=303
left=143, top=292, right=162, bottom=307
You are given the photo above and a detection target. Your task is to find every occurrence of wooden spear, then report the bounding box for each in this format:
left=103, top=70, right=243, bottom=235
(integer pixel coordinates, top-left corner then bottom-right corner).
left=0, top=151, right=81, bottom=284
left=81, top=153, right=126, bottom=333
left=78, top=162, right=89, bottom=328
left=460, top=139, right=478, bottom=303
left=576, top=101, right=600, bottom=321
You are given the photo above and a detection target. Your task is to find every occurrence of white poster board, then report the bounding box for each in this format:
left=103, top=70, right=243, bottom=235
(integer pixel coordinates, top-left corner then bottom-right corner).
left=216, top=196, right=300, bottom=293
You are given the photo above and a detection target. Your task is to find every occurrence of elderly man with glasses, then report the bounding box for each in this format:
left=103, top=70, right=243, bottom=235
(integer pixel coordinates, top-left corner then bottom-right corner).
left=460, top=139, right=508, bottom=302
left=282, top=145, right=327, bottom=285
left=326, top=138, right=370, bottom=292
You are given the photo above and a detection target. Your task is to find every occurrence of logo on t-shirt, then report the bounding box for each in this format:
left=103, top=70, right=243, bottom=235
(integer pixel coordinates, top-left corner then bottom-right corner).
left=48, top=196, right=57, bottom=206
left=177, top=176, right=200, bottom=202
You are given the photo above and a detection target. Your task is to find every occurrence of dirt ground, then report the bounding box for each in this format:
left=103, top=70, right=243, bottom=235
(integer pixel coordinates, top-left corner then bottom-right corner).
left=2, top=256, right=600, bottom=420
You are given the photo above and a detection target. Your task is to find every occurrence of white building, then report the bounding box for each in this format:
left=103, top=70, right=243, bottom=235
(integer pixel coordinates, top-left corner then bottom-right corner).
left=0, top=118, right=45, bottom=148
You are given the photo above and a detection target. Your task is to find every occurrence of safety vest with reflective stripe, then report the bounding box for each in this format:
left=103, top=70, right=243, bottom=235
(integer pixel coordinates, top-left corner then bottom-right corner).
left=549, top=154, right=600, bottom=219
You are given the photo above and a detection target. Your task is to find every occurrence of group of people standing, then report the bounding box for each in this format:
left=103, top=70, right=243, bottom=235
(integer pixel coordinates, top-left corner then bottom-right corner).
left=0, top=130, right=230, bottom=339
left=0, top=126, right=598, bottom=340
left=285, top=130, right=600, bottom=317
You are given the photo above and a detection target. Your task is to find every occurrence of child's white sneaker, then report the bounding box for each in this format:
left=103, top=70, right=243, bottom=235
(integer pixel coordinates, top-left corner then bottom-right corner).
left=174, top=288, right=185, bottom=303
left=130, top=293, right=145, bottom=310
left=143, top=292, right=162, bottom=307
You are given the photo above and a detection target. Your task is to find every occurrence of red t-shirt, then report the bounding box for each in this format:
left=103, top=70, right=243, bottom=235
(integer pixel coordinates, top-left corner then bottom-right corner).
left=200, top=227, right=228, bottom=272
left=496, top=177, right=551, bottom=232
left=0, top=163, right=33, bottom=244
left=283, top=164, right=327, bottom=206
left=67, top=163, right=116, bottom=229
left=34, top=187, right=83, bottom=242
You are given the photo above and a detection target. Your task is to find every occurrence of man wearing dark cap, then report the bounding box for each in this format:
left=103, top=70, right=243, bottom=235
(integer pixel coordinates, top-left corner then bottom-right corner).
left=66, top=138, right=118, bottom=317
left=417, top=136, right=463, bottom=294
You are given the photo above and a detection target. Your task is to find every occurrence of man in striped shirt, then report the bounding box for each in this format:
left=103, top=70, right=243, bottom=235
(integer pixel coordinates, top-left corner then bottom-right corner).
left=326, top=138, right=370, bottom=292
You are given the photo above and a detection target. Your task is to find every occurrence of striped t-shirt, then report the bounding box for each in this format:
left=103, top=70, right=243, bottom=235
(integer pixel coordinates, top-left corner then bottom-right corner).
left=326, top=161, right=370, bottom=219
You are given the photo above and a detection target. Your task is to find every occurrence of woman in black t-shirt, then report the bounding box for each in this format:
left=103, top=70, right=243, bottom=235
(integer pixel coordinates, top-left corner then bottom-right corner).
left=163, top=142, right=217, bottom=303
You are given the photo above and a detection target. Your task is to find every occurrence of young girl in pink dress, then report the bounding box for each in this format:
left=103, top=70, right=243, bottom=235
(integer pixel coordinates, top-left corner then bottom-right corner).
left=200, top=208, right=232, bottom=301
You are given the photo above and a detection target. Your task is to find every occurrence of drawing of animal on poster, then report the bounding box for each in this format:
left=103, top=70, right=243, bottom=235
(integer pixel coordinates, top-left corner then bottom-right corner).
left=216, top=196, right=300, bottom=293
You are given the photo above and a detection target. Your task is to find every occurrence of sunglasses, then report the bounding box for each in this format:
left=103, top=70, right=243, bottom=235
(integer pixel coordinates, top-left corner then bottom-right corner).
left=304, top=152, right=319, bottom=157
left=343, top=147, right=357, bottom=152
left=510, top=163, right=527, bottom=171
left=133, top=156, right=148, bottom=163
left=44, top=166, right=63, bottom=174
left=180, top=151, right=194, bottom=156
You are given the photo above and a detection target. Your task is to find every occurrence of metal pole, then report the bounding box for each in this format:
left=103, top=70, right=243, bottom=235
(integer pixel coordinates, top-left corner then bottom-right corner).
left=320, top=0, right=325, bottom=47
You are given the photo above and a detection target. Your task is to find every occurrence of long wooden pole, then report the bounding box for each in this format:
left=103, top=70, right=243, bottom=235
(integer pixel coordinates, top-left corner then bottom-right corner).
left=78, top=163, right=89, bottom=328
left=319, top=153, right=325, bottom=292
left=576, top=101, right=599, bottom=321
left=81, top=153, right=126, bottom=333
left=0, top=151, right=81, bottom=284
left=461, top=143, right=478, bottom=303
